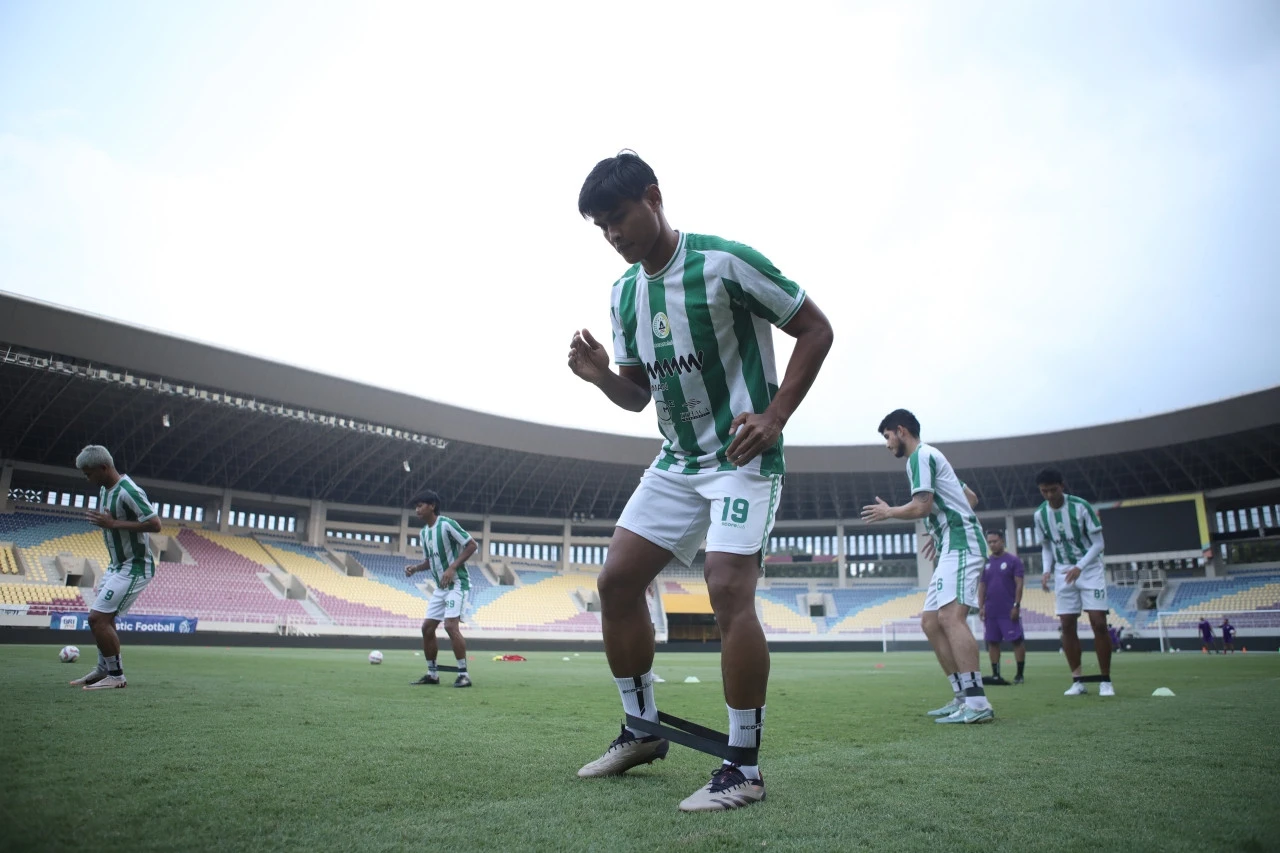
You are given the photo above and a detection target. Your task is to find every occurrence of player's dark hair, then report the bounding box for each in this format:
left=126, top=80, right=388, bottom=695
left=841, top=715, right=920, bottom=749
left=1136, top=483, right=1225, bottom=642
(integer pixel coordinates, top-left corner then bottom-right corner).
left=578, top=150, right=658, bottom=218
left=1035, top=468, right=1065, bottom=487
left=877, top=409, right=920, bottom=439
left=985, top=530, right=1005, bottom=540
left=410, top=489, right=440, bottom=510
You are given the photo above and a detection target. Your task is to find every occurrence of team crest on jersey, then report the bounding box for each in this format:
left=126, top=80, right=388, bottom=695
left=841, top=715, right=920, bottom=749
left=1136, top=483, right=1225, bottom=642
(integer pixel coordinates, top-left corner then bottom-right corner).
left=652, top=312, right=671, bottom=339
left=1000, top=561, right=1007, bottom=571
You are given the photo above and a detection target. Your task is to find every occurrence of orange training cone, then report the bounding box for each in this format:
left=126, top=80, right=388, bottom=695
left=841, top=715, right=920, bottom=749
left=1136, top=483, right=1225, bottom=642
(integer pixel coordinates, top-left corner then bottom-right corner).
left=1242, top=647, right=1247, bottom=653
left=1202, top=646, right=1208, bottom=654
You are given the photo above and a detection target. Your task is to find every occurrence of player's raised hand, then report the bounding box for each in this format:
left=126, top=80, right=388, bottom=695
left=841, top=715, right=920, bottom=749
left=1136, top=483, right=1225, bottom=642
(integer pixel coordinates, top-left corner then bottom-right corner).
left=725, top=411, right=782, bottom=467
left=568, top=328, right=610, bottom=384
left=861, top=497, right=892, bottom=523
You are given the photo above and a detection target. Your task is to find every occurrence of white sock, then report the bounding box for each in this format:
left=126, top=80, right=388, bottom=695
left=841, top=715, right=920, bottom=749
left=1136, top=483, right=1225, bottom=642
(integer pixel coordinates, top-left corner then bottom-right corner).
left=456, top=658, right=467, bottom=672
left=97, top=651, right=107, bottom=672
left=726, top=705, right=764, bottom=780
left=428, top=659, right=438, bottom=674
left=615, top=673, right=657, bottom=736
left=947, top=673, right=962, bottom=698
left=104, top=654, right=122, bottom=676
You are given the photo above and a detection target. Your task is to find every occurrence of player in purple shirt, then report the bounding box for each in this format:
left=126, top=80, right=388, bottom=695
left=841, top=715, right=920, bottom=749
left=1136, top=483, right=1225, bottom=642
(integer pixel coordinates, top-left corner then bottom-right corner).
left=1221, top=618, right=1236, bottom=653
left=1198, top=618, right=1216, bottom=652
left=977, top=531, right=1025, bottom=685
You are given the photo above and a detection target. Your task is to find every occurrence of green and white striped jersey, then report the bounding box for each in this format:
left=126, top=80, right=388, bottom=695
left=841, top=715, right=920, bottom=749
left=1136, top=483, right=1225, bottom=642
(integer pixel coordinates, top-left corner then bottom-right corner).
left=420, top=516, right=473, bottom=591
left=906, top=444, right=986, bottom=558
left=609, top=232, right=806, bottom=476
left=98, top=475, right=158, bottom=577
left=1035, top=496, right=1103, bottom=574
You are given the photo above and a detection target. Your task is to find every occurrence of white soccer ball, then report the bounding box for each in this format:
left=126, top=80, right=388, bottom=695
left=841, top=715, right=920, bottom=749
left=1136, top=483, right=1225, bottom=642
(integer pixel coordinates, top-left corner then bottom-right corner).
left=368, top=650, right=383, bottom=665
left=59, top=645, right=80, bottom=663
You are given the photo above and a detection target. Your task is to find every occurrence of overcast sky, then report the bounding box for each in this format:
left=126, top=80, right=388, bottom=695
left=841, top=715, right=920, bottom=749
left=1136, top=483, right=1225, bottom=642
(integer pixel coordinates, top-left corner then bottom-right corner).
left=2, top=1, right=1277, bottom=445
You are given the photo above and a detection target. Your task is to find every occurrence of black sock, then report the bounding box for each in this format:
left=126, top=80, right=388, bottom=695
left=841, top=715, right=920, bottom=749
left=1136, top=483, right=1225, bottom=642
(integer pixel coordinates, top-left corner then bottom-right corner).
left=992, top=661, right=1001, bottom=679
left=1016, top=661, right=1025, bottom=678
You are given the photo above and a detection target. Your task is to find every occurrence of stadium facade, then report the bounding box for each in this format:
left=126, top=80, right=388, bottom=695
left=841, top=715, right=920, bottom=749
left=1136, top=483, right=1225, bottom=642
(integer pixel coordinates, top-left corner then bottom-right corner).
left=2, top=291, right=1278, bottom=646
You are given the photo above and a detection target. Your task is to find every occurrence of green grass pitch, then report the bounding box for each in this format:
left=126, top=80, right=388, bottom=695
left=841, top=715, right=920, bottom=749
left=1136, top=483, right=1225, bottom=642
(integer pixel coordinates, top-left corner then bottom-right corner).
left=4, top=645, right=1279, bottom=852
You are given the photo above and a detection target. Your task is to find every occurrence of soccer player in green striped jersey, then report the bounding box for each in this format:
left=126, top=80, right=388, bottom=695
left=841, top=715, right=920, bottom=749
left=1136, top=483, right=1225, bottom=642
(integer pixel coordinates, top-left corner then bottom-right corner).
left=405, top=489, right=478, bottom=688
left=861, top=410, right=994, bottom=724
left=568, top=151, right=833, bottom=811
left=74, top=445, right=161, bottom=690
left=1034, top=468, right=1114, bottom=697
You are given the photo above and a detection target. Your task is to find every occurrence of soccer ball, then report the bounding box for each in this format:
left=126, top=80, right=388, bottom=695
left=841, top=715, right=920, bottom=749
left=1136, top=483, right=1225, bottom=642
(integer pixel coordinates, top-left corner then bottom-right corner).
left=59, top=645, right=80, bottom=663
left=368, top=650, right=383, bottom=665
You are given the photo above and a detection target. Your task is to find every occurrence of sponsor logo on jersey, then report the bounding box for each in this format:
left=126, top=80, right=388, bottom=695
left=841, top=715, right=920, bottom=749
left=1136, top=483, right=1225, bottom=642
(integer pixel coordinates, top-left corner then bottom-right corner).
left=656, top=398, right=711, bottom=423
left=646, top=351, right=706, bottom=380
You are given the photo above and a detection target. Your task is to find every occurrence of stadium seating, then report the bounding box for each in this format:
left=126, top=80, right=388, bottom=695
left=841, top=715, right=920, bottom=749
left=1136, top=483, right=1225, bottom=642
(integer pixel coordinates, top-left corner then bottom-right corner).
left=262, top=541, right=425, bottom=626
left=754, top=585, right=817, bottom=634
left=826, top=587, right=923, bottom=635
left=124, top=530, right=315, bottom=624
left=0, top=545, right=19, bottom=575
left=469, top=571, right=601, bottom=632
left=0, top=583, right=87, bottom=614
left=1155, top=575, right=1280, bottom=628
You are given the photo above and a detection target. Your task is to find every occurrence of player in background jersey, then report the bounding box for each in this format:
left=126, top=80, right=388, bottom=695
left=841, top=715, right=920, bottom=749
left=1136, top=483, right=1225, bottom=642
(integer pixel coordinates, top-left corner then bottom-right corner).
left=73, top=445, right=161, bottom=690
left=568, top=151, right=833, bottom=811
left=406, top=490, right=478, bottom=688
left=1035, top=468, right=1114, bottom=696
left=978, top=531, right=1026, bottom=685
left=862, top=410, right=993, bottom=724
left=1221, top=617, right=1236, bottom=653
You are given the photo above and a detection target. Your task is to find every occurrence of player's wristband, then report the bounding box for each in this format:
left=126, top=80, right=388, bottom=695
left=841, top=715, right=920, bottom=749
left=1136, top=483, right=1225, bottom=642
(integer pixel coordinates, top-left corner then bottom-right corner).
left=1013, top=603, right=1021, bottom=608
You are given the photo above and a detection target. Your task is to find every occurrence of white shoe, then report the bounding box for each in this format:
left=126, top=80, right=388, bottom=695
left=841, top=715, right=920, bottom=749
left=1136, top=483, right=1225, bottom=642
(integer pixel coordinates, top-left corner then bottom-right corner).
left=1064, top=681, right=1088, bottom=696
left=69, top=668, right=107, bottom=687
left=678, top=765, right=766, bottom=812
left=1099, top=681, right=1115, bottom=697
left=83, top=674, right=127, bottom=690
left=577, top=724, right=669, bottom=778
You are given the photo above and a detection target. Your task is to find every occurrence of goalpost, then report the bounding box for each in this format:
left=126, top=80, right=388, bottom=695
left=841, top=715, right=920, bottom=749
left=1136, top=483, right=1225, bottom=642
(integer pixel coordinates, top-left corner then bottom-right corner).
left=881, top=618, right=927, bottom=653
left=881, top=612, right=983, bottom=653
left=1153, top=609, right=1280, bottom=653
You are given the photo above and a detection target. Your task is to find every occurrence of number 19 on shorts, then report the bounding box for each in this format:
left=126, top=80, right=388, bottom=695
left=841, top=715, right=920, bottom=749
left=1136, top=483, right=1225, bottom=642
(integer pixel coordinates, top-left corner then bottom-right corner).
left=720, top=497, right=749, bottom=524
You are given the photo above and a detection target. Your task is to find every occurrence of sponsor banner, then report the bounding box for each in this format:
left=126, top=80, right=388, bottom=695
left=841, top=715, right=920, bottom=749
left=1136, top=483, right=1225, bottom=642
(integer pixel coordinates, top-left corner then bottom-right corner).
left=50, top=612, right=198, bottom=633
left=0, top=604, right=30, bottom=616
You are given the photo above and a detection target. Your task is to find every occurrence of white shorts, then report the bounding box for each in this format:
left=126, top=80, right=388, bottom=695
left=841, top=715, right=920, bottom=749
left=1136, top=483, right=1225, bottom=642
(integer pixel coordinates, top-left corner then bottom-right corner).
left=922, top=550, right=981, bottom=612
left=617, top=467, right=782, bottom=569
left=91, top=571, right=150, bottom=616
left=425, top=586, right=468, bottom=622
left=1054, top=575, right=1109, bottom=615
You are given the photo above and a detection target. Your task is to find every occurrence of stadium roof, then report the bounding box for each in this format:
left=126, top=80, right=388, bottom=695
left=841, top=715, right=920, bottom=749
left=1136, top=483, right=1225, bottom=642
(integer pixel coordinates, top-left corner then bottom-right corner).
left=2, top=291, right=1278, bottom=520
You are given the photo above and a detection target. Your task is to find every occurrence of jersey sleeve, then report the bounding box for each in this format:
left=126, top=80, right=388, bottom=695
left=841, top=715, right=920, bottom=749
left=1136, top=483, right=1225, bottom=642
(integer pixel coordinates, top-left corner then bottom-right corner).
left=1011, top=555, right=1026, bottom=578
left=722, top=242, right=807, bottom=329
left=444, top=518, right=473, bottom=548
left=118, top=480, right=158, bottom=522
left=1080, top=500, right=1103, bottom=535
left=907, top=448, right=935, bottom=494
left=610, top=273, right=641, bottom=367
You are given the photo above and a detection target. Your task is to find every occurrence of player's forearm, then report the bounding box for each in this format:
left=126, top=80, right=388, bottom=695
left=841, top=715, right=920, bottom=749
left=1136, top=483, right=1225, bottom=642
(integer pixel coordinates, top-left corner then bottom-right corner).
left=1079, top=532, right=1105, bottom=567
left=113, top=519, right=160, bottom=533
left=592, top=370, right=651, bottom=412
left=1014, top=577, right=1024, bottom=603
left=762, top=320, right=833, bottom=427
left=889, top=499, right=931, bottom=521
left=1041, top=544, right=1055, bottom=575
